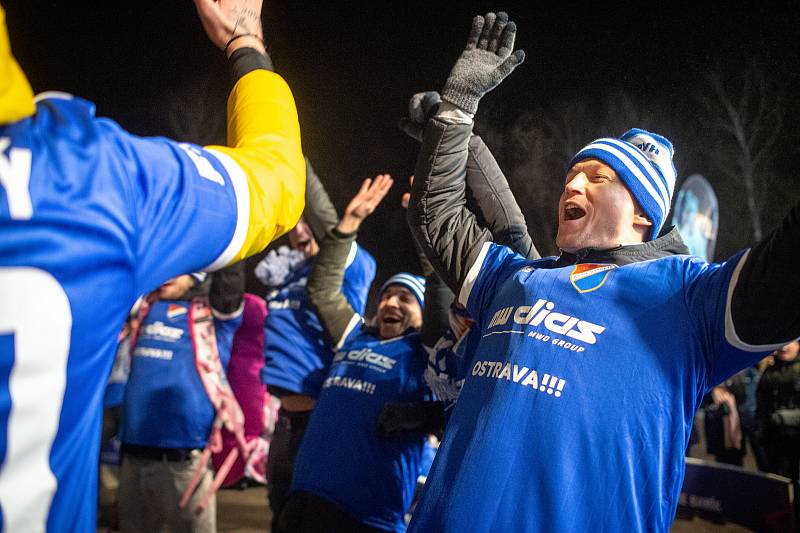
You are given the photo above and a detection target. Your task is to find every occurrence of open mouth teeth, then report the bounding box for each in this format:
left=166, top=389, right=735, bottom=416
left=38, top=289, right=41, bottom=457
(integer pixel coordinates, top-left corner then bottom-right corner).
left=564, top=205, right=586, bottom=221
left=383, top=316, right=401, bottom=324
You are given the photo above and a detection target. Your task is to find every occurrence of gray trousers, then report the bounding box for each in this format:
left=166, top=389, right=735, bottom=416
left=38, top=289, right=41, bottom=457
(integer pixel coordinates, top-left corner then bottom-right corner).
left=119, top=450, right=216, bottom=533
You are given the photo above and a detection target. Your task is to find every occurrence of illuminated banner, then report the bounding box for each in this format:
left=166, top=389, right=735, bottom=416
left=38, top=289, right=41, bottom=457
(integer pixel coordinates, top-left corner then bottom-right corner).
left=678, top=458, right=795, bottom=532
left=671, top=174, right=719, bottom=262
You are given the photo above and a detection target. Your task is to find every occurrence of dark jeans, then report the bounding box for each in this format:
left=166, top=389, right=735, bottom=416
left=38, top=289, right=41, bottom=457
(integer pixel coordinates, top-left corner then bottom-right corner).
left=267, top=408, right=312, bottom=533
left=279, top=491, right=390, bottom=533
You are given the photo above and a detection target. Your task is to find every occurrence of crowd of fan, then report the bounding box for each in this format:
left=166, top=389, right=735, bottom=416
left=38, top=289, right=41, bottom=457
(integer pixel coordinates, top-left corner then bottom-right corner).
left=4, top=1, right=799, bottom=532
left=699, top=341, right=800, bottom=480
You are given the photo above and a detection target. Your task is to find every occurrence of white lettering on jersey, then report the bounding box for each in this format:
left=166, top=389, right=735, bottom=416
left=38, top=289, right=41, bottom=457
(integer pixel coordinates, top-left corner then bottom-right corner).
left=470, top=359, right=567, bottom=397
left=133, top=347, right=174, bottom=361
left=268, top=299, right=301, bottom=311
left=178, top=144, right=225, bottom=185
left=322, top=375, right=377, bottom=395
left=0, top=137, right=33, bottom=220
left=333, top=348, right=397, bottom=370
left=142, top=321, right=184, bottom=342
left=487, top=298, right=606, bottom=345
left=0, top=267, right=71, bottom=530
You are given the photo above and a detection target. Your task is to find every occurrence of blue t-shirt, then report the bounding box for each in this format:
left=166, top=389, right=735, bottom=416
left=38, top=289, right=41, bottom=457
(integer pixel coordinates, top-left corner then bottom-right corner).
left=261, top=244, right=375, bottom=396
left=410, top=242, right=779, bottom=533
left=120, top=300, right=241, bottom=448
left=292, top=326, right=431, bottom=533
left=0, top=94, right=249, bottom=532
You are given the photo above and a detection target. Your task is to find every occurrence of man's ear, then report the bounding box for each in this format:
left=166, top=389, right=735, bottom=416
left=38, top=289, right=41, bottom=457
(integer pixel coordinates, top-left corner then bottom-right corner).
left=633, top=212, right=653, bottom=229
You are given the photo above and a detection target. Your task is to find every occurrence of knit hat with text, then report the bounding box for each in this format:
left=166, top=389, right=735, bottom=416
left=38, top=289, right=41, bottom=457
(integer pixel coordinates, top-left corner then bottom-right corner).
left=569, top=128, right=677, bottom=240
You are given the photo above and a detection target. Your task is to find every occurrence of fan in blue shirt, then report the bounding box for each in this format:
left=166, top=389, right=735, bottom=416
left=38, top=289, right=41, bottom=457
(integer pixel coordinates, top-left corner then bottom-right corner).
left=406, top=12, right=800, bottom=533
left=282, top=175, right=432, bottom=533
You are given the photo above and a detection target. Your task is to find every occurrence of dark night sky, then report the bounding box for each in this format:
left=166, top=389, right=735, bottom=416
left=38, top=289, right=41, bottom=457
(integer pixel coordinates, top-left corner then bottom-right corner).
left=5, top=1, right=799, bottom=305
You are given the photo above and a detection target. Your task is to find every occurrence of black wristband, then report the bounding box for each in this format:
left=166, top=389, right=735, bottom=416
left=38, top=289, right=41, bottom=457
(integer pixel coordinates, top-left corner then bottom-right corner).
left=229, top=47, right=274, bottom=82
left=331, top=227, right=358, bottom=240
left=225, top=33, right=263, bottom=54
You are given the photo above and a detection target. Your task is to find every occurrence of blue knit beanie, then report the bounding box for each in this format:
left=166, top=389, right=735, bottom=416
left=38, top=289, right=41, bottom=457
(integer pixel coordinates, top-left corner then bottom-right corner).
left=379, top=273, right=425, bottom=309
left=569, top=128, right=677, bottom=240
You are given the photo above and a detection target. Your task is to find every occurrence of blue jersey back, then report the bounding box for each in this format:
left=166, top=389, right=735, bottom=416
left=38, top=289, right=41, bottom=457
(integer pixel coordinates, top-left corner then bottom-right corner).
left=410, top=243, right=773, bottom=533
left=120, top=300, right=241, bottom=448
left=0, top=95, right=246, bottom=531
left=261, top=244, right=375, bottom=396
left=292, top=327, right=430, bottom=533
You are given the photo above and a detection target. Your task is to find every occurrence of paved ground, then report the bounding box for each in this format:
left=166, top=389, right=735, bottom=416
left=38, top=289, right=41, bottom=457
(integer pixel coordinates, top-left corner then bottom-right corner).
left=217, top=485, right=271, bottom=532
left=97, top=481, right=752, bottom=532
left=98, top=416, right=759, bottom=532
left=213, top=485, right=751, bottom=533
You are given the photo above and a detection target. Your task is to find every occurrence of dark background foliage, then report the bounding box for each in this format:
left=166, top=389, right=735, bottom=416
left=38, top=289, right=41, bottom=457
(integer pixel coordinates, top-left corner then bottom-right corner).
left=6, top=1, right=799, bottom=310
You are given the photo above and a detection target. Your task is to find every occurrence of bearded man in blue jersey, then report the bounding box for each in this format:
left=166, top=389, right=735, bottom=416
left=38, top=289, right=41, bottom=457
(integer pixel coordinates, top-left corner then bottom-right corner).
left=406, top=12, right=800, bottom=533
left=0, top=1, right=305, bottom=530
left=281, top=175, right=433, bottom=533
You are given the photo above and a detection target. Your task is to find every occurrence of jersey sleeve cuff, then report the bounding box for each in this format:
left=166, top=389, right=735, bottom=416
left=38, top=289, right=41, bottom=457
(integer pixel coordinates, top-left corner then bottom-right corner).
left=336, top=313, right=363, bottom=350
left=724, top=250, right=798, bottom=352
left=202, top=149, right=251, bottom=271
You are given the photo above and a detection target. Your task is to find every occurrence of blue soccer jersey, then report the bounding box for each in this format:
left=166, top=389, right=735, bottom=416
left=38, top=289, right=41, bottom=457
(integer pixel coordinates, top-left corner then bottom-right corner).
left=291, top=326, right=431, bottom=533
left=0, top=95, right=252, bottom=531
left=409, top=243, right=780, bottom=533
left=120, top=300, right=242, bottom=449
left=261, top=243, right=376, bottom=396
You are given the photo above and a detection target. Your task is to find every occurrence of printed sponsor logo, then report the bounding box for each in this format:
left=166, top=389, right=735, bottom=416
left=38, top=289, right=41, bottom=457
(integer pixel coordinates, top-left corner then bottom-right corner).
left=142, top=321, right=184, bottom=342
left=486, top=299, right=605, bottom=345
left=333, top=347, right=397, bottom=371
left=471, top=359, right=566, bottom=397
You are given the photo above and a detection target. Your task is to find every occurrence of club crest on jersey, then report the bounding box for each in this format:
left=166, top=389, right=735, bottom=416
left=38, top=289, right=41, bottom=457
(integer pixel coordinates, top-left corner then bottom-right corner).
left=569, top=264, right=617, bottom=293
left=166, top=304, right=188, bottom=321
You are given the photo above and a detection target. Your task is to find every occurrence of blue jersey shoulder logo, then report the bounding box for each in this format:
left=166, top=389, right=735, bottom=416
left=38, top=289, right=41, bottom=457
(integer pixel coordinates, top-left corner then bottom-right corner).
left=569, top=264, right=617, bottom=293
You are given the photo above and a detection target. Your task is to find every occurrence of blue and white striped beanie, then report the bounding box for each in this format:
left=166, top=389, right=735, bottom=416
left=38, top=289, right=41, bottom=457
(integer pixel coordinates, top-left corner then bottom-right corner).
left=569, top=128, right=677, bottom=240
left=379, top=273, right=425, bottom=309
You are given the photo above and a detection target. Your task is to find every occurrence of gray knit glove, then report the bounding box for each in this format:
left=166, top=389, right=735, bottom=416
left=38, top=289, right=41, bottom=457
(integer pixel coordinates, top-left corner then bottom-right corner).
left=398, top=91, right=441, bottom=141
left=441, top=12, right=525, bottom=114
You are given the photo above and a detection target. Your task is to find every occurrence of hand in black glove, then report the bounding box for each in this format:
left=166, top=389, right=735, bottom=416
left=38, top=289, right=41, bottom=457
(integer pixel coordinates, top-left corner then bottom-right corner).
left=376, top=401, right=445, bottom=439
left=398, top=91, right=441, bottom=141
left=441, top=12, right=525, bottom=114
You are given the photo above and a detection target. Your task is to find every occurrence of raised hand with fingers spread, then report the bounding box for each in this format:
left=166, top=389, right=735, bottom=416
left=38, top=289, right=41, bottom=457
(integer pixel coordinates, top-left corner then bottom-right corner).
left=337, top=175, right=394, bottom=233
left=441, top=11, right=525, bottom=114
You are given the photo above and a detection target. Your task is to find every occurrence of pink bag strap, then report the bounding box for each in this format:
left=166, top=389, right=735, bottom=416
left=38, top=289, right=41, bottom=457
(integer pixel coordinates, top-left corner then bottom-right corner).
left=179, top=297, right=253, bottom=514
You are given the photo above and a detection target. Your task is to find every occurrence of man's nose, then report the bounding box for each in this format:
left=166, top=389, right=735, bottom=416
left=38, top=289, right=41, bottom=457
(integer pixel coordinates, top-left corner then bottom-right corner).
left=565, top=172, right=588, bottom=193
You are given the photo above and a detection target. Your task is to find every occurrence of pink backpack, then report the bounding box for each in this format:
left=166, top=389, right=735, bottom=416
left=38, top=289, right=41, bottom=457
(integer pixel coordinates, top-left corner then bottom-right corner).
left=210, top=294, right=279, bottom=487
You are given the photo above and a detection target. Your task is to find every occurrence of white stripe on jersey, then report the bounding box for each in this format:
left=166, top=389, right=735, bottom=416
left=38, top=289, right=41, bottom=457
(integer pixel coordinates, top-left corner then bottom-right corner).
left=0, top=268, right=71, bottom=532
left=458, top=241, right=493, bottom=308
left=345, top=241, right=358, bottom=268
left=724, top=250, right=798, bottom=352
left=203, top=149, right=251, bottom=271
left=336, top=314, right=363, bottom=351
